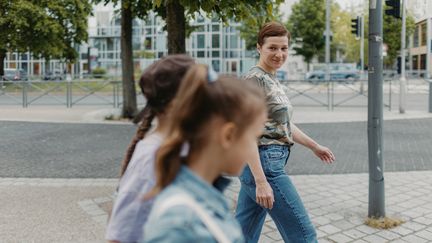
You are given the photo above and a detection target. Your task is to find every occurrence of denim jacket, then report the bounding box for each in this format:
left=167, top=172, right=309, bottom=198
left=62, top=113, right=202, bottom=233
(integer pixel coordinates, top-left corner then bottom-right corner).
left=142, top=166, right=244, bottom=243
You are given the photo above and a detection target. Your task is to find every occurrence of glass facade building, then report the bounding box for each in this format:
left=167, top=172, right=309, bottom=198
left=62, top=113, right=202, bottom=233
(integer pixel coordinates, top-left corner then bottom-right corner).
left=3, top=4, right=254, bottom=78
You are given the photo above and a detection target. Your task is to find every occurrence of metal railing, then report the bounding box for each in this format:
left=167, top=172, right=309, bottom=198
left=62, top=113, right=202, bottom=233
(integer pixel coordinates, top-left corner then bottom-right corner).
left=1, top=79, right=430, bottom=112
left=0, top=80, right=127, bottom=108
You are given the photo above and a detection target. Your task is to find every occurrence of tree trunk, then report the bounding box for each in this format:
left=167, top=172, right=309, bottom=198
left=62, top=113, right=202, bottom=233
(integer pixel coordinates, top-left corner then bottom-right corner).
left=120, top=0, right=137, bottom=118
left=166, top=0, right=186, bottom=54
left=0, top=49, right=6, bottom=77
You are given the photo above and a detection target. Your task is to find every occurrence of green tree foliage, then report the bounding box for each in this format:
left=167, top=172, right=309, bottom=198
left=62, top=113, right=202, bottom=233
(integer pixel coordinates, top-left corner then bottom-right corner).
left=0, top=0, right=92, bottom=76
left=331, top=3, right=361, bottom=64
left=238, top=3, right=284, bottom=52
left=94, top=0, right=157, bottom=118
left=383, top=14, right=415, bottom=67
left=286, top=0, right=326, bottom=67
left=153, top=0, right=284, bottom=54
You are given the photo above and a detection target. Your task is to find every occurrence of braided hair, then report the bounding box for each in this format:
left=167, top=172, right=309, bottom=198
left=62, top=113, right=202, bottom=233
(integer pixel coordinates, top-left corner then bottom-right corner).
left=120, top=54, right=195, bottom=176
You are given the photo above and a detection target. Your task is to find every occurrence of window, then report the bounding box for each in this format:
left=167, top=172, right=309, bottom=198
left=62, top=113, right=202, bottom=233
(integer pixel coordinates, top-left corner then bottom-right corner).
left=197, top=51, right=205, bottom=57
left=145, top=37, right=152, bottom=50
left=212, top=51, right=220, bottom=57
left=197, top=34, right=205, bottom=48
left=230, top=35, right=238, bottom=48
left=413, top=25, right=419, bottom=47
left=420, top=23, right=427, bottom=46
left=195, top=25, right=205, bottom=32
left=212, top=34, right=220, bottom=48
left=420, top=54, right=426, bottom=70
left=212, top=60, right=220, bottom=72
left=412, top=55, right=418, bottom=70
left=212, top=24, right=220, bottom=31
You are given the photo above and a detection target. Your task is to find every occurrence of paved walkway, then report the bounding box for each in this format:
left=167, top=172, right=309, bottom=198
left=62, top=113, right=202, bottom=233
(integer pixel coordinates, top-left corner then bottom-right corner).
left=1, top=106, right=432, bottom=242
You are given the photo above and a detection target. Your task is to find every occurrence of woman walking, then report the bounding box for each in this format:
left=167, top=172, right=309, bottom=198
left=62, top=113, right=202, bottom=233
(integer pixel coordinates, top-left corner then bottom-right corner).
left=235, top=21, right=335, bottom=243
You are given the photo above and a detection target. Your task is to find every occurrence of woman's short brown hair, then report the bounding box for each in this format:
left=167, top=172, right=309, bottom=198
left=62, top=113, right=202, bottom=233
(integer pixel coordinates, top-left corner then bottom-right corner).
left=257, top=21, right=291, bottom=46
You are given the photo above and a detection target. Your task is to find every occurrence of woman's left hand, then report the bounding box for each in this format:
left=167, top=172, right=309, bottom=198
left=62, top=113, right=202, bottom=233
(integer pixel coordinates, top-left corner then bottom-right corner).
left=312, top=144, right=335, bottom=164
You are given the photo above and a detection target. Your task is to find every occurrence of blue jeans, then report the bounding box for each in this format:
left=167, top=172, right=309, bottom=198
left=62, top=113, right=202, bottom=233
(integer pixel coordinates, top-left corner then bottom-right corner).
left=236, top=145, right=317, bottom=243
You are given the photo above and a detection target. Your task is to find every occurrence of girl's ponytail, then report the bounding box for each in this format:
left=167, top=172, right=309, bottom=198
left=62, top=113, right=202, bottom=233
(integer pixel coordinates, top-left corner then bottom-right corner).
left=151, top=65, right=208, bottom=193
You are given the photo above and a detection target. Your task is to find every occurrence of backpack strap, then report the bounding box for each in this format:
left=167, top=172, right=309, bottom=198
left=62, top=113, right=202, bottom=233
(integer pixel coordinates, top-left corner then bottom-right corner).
left=153, top=193, right=231, bottom=243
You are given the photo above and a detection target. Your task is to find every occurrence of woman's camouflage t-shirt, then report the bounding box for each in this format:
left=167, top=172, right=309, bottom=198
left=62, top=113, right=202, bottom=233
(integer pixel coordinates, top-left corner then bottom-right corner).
left=244, top=66, right=294, bottom=146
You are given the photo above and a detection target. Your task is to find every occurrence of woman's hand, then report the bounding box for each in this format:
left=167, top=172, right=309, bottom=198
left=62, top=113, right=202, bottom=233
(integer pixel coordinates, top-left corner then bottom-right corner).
left=312, top=144, right=335, bottom=164
left=255, top=180, right=274, bottom=209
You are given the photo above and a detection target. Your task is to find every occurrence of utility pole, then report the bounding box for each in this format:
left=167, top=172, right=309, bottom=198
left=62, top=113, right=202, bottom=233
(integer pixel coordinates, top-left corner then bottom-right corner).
left=399, top=0, right=407, bottom=113
left=360, top=14, right=365, bottom=94
left=368, top=0, right=385, bottom=218
left=325, top=0, right=332, bottom=110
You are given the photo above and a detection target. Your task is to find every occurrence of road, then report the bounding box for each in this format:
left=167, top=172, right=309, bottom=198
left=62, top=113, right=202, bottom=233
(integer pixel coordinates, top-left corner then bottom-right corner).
left=1, top=118, right=432, bottom=178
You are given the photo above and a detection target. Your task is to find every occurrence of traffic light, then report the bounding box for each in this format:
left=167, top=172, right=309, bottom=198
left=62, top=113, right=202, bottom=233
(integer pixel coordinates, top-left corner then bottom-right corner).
left=351, top=17, right=361, bottom=37
left=385, top=0, right=401, bottom=18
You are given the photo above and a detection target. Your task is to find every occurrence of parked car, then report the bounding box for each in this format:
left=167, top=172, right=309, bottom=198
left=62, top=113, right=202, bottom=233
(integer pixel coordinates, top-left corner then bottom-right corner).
left=2, top=68, right=28, bottom=81
left=43, top=70, right=64, bottom=81
left=305, top=64, right=360, bottom=83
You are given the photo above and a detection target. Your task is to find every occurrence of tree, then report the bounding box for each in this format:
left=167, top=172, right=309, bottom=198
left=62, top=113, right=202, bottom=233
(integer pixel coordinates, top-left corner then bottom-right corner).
left=286, top=0, right=326, bottom=69
left=96, top=0, right=154, bottom=118
left=0, top=0, right=91, bottom=76
left=383, top=13, right=415, bottom=67
left=120, top=0, right=137, bottom=118
left=330, top=3, right=368, bottom=65
left=238, top=4, right=284, bottom=51
left=153, top=0, right=284, bottom=54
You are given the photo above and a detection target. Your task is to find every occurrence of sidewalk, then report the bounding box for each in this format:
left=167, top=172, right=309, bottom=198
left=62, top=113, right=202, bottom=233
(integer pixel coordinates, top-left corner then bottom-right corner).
left=1, top=105, right=432, bottom=124
left=1, top=106, right=432, bottom=242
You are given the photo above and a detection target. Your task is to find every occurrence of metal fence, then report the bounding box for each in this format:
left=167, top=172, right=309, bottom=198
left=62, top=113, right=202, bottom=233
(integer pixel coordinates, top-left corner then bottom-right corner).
left=0, top=79, right=430, bottom=112
left=0, top=80, right=127, bottom=108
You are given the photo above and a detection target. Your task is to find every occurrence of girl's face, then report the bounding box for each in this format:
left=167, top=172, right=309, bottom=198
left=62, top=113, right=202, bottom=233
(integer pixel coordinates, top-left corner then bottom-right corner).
left=222, top=111, right=267, bottom=176
left=257, top=36, right=289, bottom=74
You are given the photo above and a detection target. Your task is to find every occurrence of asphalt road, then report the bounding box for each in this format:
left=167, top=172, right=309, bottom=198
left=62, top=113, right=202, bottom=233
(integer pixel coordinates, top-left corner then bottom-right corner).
left=1, top=118, right=432, bottom=178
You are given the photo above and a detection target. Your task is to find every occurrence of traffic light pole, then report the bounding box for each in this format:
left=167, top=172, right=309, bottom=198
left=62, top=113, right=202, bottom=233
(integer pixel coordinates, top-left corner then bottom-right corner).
left=325, top=0, right=332, bottom=110
left=360, top=15, right=365, bottom=94
left=368, top=0, right=386, bottom=218
left=399, top=0, right=407, bottom=114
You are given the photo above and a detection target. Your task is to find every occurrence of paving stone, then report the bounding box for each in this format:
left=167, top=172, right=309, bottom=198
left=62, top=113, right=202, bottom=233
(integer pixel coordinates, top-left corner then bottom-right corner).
left=403, top=221, right=426, bottom=231
left=401, top=234, right=429, bottom=243
left=416, top=229, right=432, bottom=241
left=375, top=230, right=400, bottom=241
left=342, top=229, right=367, bottom=239
left=389, top=226, right=414, bottom=236
left=265, top=231, right=282, bottom=241
left=327, top=233, right=353, bottom=243
left=258, top=234, right=276, bottom=243
left=362, top=234, right=388, bottom=243
left=312, top=216, right=331, bottom=226
left=413, top=216, right=432, bottom=225
left=355, top=225, right=379, bottom=235
left=318, top=224, right=341, bottom=235
left=331, top=219, right=355, bottom=230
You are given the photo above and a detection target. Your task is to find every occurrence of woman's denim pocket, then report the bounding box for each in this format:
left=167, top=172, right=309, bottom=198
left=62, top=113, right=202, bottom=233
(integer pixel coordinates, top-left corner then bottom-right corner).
left=259, top=145, right=289, bottom=176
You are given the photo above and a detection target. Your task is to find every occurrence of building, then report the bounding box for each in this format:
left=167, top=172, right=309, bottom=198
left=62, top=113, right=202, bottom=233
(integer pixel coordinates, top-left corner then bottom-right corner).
left=3, top=3, right=260, bottom=79
left=407, top=0, right=432, bottom=78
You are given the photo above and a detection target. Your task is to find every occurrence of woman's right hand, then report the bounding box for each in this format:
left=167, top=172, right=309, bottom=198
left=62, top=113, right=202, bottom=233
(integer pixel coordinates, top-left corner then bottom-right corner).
left=255, top=180, right=274, bottom=209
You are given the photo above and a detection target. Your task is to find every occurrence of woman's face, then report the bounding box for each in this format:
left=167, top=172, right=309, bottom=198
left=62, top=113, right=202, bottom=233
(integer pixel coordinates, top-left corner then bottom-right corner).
left=257, top=36, right=289, bottom=73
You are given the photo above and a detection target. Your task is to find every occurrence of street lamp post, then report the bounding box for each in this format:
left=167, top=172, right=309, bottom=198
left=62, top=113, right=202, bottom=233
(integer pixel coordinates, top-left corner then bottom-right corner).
left=399, top=0, right=407, bottom=114
left=368, top=0, right=386, bottom=218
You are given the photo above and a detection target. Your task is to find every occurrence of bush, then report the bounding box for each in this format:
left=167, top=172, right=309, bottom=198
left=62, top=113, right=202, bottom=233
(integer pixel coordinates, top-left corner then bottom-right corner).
left=92, top=67, right=107, bottom=78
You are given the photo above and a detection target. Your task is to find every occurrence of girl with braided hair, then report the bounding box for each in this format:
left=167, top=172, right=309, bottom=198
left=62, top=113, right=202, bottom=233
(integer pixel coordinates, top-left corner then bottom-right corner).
left=106, top=54, right=195, bottom=243
left=142, top=64, right=267, bottom=242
